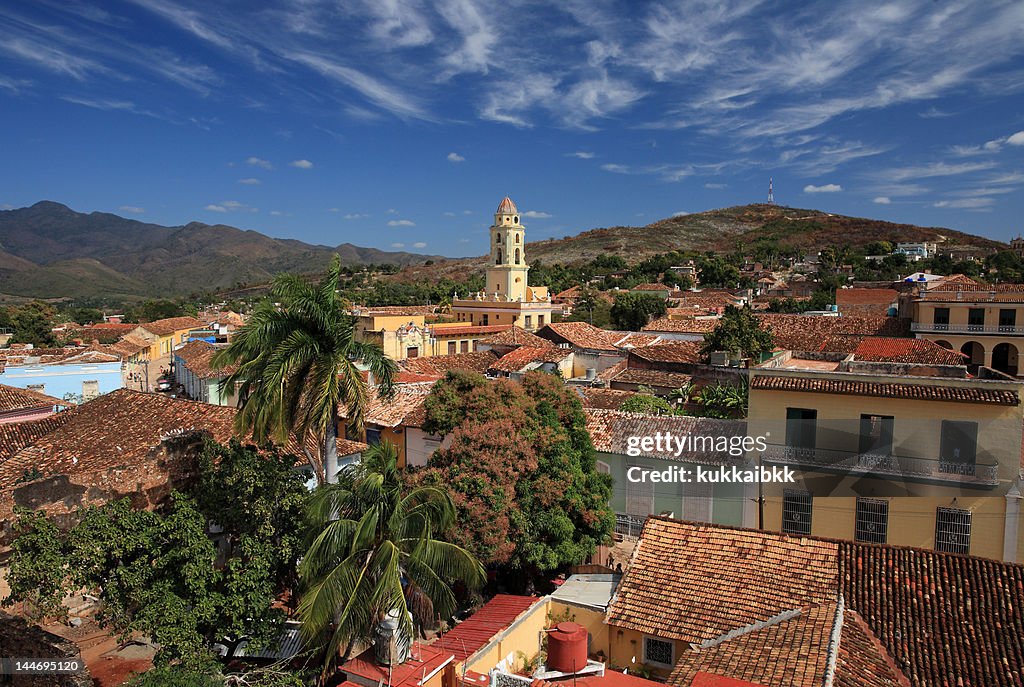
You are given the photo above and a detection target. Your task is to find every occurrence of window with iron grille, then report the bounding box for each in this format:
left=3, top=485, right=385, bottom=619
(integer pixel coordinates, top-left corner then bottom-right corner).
left=855, top=498, right=888, bottom=544
left=782, top=490, right=812, bottom=535
left=643, top=637, right=674, bottom=667
left=935, top=507, right=971, bottom=554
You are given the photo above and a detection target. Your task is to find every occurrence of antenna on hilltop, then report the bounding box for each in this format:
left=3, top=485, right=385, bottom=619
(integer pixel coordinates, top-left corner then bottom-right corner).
left=767, top=177, right=775, bottom=205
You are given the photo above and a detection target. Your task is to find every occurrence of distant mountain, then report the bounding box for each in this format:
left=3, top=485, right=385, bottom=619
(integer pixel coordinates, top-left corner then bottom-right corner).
left=396, top=204, right=1006, bottom=282
left=0, top=201, right=446, bottom=299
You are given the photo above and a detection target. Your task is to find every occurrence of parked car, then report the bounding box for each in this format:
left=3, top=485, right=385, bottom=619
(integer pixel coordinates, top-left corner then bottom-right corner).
left=156, top=379, right=173, bottom=392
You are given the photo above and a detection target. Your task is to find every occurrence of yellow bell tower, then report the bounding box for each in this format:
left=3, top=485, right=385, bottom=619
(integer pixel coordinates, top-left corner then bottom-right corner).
left=487, top=196, right=530, bottom=301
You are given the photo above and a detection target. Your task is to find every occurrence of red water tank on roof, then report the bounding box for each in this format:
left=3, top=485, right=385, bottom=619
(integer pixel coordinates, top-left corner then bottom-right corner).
left=547, top=622, right=588, bottom=673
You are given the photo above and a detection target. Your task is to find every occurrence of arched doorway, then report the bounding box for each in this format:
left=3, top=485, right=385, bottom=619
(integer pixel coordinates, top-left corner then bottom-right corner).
left=960, top=341, right=984, bottom=367
left=992, top=342, right=1019, bottom=376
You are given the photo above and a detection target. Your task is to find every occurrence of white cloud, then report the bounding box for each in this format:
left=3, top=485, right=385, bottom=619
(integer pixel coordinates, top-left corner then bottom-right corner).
left=119, top=205, right=144, bottom=214
left=672, top=211, right=690, bottom=217
left=934, top=198, right=995, bottom=209
left=447, top=152, right=465, bottom=162
left=462, top=210, right=472, bottom=215
left=413, top=241, right=427, bottom=248
left=391, top=242, right=406, bottom=248
left=522, top=210, right=551, bottom=219
left=328, top=207, right=340, bottom=212
left=388, top=219, right=415, bottom=227
left=1008, top=131, right=1024, bottom=146
left=246, top=157, right=272, bottom=170
left=290, top=159, right=313, bottom=169
left=880, top=161, right=997, bottom=182
left=803, top=183, right=842, bottom=193
left=567, top=151, right=595, bottom=159
left=386, top=208, right=398, bottom=215
left=704, top=182, right=728, bottom=189
left=205, top=204, right=227, bottom=212
left=206, top=199, right=257, bottom=213
left=344, top=213, right=369, bottom=220
left=238, top=177, right=261, bottom=185
left=873, top=196, right=891, bottom=205
left=270, top=210, right=284, bottom=216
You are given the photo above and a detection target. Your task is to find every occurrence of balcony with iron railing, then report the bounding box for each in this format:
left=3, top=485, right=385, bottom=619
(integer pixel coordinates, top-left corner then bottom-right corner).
left=912, top=322, right=1024, bottom=335
left=761, top=444, right=1001, bottom=487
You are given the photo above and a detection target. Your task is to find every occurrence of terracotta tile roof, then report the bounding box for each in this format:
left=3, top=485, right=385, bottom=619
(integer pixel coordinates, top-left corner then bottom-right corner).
left=0, top=389, right=242, bottom=490
left=627, top=341, right=703, bottom=364
left=135, top=316, right=206, bottom=337
left=356, top=382, right=436, bottom=428
left=596, top=360, right=628, bottom=382
left=577, top=388, right=637, bottom=410
left=399, top=351, right=498, bottom=377
left=618, top=519, right=1020, bottom=687
left=0, top=413, right=73, bottom=463
left=537, top=322, right=622, bottom=352
left=757, top=314, right=907, bottom=351
left=479, top=326, right=554, bottom=348
left=606, top=518, right=839, bottom=643
left=489, top=346, right=572, bottom=373
left=839, top=539, right=1024, bottom=687
left=611, top=368, right=695, bottom=390
left=554, top=286, right=582, bottom=300
left=110, top=334, right=151, bottom=357
left=671, top=293, right=743, bottom=310
left=642, top=317, right=721, bottom=334
left=836, top=288, right=899, bottom=306
left=613, top=333, right=662, bottom=348
left=174, top=340, right=236, bottom=379
left=433, top=594, right=541, bottom=662
left=834, top=610, right=910, bottom=687
left=750, top=374, right=1019, bottom=405
left=583, top=409, right=739, bottom=460
left=0, top=384, right=66, bottom=414
left=633, top=283, right=672, bottom=292
left=934, top=273, right=979, bottom=286
left=852, top=337, right=966, bottom=365
left=668, top=601, right=840, bottom=687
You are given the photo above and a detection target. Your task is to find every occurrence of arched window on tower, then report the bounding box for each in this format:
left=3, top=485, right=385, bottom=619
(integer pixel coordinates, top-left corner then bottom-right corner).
left=515, top=248, right=521, bottom=264
left=515, top=233, right=520, bottom=243
left=496, top=249, right=503, bottom=265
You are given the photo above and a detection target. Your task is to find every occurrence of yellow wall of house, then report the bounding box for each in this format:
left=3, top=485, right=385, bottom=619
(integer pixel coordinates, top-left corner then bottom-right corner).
left=546, top=602, right=610, bottom=661
left=915, top=302, right=1024, bottom=327
left=747, top=385, right=1024, bottom=485
left=762, top=494, right=1019, bottom=561
left=606, top=625, right=687, bottom=678
left=463, top=599, right=551, bottom=675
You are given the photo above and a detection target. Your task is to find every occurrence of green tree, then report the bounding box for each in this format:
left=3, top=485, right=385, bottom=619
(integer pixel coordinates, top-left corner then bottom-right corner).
left=298, top=442, right=485, bottom=672
left=694, top=381, right=749, bottom=419
left=701, top=306, right=774, bottom=359
left=10, top=301, right=56, bottom=346
left=610, top=292, right=667, bottom=330
left=215, top=256, right=397, bottom=484
left=3, top=441, right=309, bottom=669
left=415, top=371, right=614, bottom=579
left=620, top=394, right=677, bottom=416
left=696, top=256, right=741, bottom=287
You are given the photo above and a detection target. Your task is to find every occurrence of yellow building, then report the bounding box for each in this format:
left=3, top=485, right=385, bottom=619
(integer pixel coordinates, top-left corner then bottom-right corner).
left=352, top=309, right=509, bottom=361
left=452, top=196, right=554, bottom=331
left=747, top=349, right=1024, bottom=562
left=127, top=316, right=206, bottom=361
left=907, top=281, right=1024, bottom=375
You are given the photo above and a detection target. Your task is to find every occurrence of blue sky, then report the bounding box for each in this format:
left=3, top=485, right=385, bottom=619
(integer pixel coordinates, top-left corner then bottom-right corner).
left=1, top=1, right=1023, bottom=258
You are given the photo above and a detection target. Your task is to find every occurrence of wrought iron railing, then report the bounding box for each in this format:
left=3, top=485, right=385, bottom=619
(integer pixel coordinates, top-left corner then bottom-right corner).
left=761, top=445, right=1000, bottom=487
left=911, top=323, right=1024, bottom=335
left=615, top=513, right=646, bottom=538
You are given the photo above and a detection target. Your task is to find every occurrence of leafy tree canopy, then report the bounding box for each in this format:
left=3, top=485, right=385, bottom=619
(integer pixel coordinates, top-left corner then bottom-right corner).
left=414, top=371, right=614, bottom=577
left=3, top=440, right=309, bottom=669
left=700, top=306, right=774, bottom=359
left=620, top=394, right=678, bottom=416
left=610, top=292, right=667, bottom=331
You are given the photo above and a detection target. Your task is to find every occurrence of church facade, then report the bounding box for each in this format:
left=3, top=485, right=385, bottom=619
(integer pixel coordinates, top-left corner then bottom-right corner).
left=451, top=196, right=554, bottom=332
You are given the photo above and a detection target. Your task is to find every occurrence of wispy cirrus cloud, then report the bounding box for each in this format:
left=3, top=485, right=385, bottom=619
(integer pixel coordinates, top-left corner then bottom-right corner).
left=803, top=183, right=842, bottom=193
left=246, top=156, right=272, bottom=170
left=387, top=219, right=415, bottom=227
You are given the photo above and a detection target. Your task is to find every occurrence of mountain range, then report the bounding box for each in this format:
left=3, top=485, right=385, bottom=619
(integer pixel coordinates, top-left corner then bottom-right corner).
left=0, top=201, right=1007, bottom=300
left=0, top=201, right=445, bottom=300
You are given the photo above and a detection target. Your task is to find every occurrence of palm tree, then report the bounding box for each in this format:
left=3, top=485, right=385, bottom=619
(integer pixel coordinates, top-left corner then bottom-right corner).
left=214, top=255, right=397, bottom=483
left=299, top=442, right=485, bottom=672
